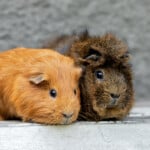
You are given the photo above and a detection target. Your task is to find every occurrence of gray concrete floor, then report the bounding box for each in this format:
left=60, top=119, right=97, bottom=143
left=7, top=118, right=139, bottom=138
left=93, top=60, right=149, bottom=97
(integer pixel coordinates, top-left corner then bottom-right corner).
left=0, top=107, right=150, bottom=150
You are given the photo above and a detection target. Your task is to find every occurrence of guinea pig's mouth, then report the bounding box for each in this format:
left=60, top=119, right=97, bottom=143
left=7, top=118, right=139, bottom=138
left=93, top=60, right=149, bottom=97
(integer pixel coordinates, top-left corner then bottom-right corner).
left=106, top=104, right=117, bottom=108
left=60, top=111, right=75, bottom=125
left=106, top=97, right=120, bottom=108
left=100, top=102, right=118, bottom=109
left=107, top=102, right=120, bottom=108
left=61, top=118, right=72, bottom=125
left=97, top=97, right=119, bottom=109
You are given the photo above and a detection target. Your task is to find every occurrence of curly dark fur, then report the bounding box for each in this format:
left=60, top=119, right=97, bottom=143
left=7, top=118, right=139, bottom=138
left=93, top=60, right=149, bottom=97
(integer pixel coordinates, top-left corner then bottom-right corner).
left=43, top=31, right=134, bottom=121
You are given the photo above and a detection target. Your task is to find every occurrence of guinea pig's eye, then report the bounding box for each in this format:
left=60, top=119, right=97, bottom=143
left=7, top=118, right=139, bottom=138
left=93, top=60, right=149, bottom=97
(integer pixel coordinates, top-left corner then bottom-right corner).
left=49, top=89, right=57, bottom=98
left=95, top=70, right=104, bottom=80
left=74, top=89, right=77, bottom=95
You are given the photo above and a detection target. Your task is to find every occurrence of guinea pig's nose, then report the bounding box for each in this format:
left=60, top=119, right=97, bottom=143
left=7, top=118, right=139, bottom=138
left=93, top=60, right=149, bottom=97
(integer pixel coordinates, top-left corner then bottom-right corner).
left=110, top=93, right=120, bottom=105
left=62, top=112, right=74, bottom=119
left=110, top=93, right=120, bottom=99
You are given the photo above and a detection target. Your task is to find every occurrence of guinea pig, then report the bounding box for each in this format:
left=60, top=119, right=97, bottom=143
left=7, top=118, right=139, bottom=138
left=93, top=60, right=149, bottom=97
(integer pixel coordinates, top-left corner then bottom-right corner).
left=0, top=48, right=82, bottom=124
left=43, top=31, right=134, bottom=121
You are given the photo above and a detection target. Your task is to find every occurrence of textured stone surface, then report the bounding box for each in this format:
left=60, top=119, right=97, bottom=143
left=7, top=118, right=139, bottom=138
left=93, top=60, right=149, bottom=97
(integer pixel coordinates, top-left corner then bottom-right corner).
left=0, top=0, right=150, bottom=102
left=0, top=107, right=150, bottom=150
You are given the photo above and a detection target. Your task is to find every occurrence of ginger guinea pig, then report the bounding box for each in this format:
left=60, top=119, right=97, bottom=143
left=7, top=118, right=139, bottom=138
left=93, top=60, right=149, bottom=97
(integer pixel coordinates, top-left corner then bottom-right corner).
left=0, top=48, right=82, bottom=124
left=43, top=31, right=134, bottom=121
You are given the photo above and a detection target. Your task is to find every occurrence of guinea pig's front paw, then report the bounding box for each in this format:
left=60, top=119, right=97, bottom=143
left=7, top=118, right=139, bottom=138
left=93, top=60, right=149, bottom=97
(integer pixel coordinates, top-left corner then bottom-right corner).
left=22, top=117, right=32, bottom=123
left=0, top=115, right=4, bottom=121
left=27, top=119, right=35, bottom=123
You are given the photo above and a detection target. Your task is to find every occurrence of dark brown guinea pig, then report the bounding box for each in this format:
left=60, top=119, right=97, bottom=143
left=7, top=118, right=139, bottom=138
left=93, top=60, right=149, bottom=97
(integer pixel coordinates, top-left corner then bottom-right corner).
left=43, top=31, right=134, bottom=121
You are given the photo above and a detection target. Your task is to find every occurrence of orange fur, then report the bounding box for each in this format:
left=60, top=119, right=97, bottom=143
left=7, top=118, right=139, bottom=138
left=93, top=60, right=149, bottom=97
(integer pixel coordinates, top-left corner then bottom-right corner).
left=0, top=48, right=82, bottom=124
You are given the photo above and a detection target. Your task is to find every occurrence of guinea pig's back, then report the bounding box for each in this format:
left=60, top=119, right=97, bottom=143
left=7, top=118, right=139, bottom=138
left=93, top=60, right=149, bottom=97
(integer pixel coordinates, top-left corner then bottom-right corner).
left=0, top=47, right=67, bottom=69
left=0, top=47, right=74, bottom=82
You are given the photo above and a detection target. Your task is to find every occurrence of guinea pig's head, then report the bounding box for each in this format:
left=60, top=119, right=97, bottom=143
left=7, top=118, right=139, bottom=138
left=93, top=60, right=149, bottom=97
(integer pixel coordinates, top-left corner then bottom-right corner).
left=69, top=33, right=134, bottom=120
left=79, top=63, right=134, bottom=120
left=13, top=55, right=82, bottom=125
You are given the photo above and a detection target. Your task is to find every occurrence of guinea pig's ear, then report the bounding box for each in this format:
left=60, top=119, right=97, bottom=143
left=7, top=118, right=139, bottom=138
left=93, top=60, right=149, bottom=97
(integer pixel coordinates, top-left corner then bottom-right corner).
left=75, top=47, right=103, bottom=68
left=29, top=74, right=47, bottom=85
left=85, top=47, right=101, bottom=61
left=84, top=45, right=103, bottom=62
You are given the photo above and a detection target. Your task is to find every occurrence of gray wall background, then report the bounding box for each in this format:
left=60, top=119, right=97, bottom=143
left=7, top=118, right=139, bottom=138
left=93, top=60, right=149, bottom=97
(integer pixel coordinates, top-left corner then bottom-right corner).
left=0, top=0, right=149, bottom=104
